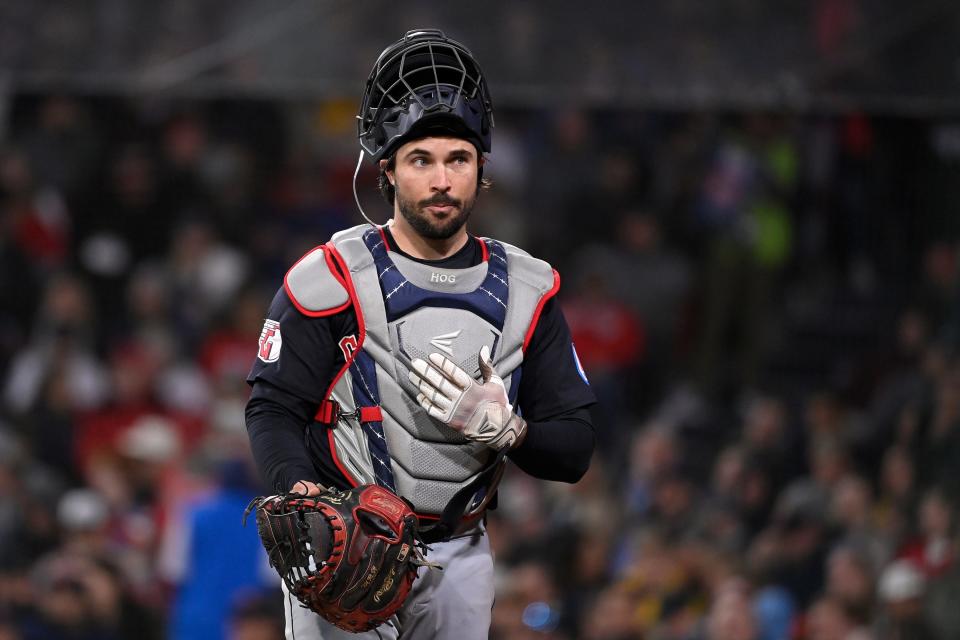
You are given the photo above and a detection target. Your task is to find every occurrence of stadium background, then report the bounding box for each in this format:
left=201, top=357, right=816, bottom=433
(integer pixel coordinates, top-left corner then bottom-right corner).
left=2, top=1, right=960, bottom=638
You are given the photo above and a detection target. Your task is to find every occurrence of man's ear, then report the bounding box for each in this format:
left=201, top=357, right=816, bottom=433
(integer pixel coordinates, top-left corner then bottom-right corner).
left=379, top=158, right=395, bottom=185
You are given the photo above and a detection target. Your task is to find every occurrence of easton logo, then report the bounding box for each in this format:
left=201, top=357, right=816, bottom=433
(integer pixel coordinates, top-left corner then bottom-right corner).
left=430, top=272, right=456, bottom=284
left=257, top=320, right=282, bottom=363
left=429, top=330, right=461, bottom=356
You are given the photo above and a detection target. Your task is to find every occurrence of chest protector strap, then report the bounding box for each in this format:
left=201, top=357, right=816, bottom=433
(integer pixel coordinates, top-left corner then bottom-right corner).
left=315, top=400, right=383, bottom=426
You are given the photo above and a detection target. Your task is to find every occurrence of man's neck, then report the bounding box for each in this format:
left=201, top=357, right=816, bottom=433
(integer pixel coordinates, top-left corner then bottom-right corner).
left=387, top=218, right=469, bottom=260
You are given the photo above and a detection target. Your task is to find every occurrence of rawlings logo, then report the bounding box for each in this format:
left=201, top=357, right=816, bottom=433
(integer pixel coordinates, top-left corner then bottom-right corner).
left=367, top=492, right=404, bottom=520
left=373, top=567, right=397, bottom=603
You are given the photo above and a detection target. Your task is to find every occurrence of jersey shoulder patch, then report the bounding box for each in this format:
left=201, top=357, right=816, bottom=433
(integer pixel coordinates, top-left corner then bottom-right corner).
left=283, top=245, right=351, bottom=317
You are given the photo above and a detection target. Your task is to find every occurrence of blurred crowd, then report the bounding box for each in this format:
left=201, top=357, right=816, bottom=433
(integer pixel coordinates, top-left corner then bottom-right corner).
left=0, top=1, right=859, bottom=96
left=1, top=92, right=959, bottom=640
left=2, top=0, right=950, bottom=116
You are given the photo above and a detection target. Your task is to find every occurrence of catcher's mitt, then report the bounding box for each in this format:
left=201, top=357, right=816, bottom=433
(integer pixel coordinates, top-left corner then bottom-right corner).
left=245, top=484, right=427, bottom=633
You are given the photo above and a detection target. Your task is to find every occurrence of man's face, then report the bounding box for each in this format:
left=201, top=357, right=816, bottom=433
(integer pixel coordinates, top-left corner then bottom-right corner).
left=386, top=136, right=481, bottom=240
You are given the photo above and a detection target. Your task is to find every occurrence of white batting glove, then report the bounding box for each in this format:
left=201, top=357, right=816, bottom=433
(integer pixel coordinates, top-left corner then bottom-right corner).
left=409, top=346, right=527, bottom=451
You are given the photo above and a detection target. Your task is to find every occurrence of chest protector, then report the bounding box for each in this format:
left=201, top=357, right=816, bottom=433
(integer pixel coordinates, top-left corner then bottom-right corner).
left=286, top=224, right=559, bottom=524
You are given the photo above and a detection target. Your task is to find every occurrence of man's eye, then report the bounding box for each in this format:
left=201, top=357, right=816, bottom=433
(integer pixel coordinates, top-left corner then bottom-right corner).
left=413, top=158, right=428, bottom=167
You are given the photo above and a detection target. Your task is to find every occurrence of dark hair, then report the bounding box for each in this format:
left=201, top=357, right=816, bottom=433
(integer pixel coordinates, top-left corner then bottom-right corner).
left=377, top=154, right=492, bottom=206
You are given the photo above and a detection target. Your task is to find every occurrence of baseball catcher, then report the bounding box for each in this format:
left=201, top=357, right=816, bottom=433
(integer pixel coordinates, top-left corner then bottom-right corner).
left=245, top=28, right=596, bottom=639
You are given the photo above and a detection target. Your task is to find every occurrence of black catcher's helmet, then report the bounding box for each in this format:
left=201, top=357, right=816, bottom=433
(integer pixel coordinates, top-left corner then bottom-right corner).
left=357, top=29, right=494, bottom=162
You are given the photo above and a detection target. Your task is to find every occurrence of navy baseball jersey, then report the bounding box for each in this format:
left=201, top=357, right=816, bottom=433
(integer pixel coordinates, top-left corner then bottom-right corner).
left=246, top=228, right=595, bottom=495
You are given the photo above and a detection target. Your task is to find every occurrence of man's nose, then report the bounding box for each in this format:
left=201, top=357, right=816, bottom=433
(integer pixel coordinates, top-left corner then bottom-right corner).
left=430, top=165, right=451, bottom=191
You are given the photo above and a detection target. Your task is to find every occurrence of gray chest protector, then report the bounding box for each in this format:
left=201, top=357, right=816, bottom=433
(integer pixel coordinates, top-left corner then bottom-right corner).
left=286, top=224, right=558, bottom=527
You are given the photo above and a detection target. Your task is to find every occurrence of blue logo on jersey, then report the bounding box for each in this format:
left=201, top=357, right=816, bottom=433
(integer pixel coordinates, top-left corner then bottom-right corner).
left=571, top=343, right=589, bottom=384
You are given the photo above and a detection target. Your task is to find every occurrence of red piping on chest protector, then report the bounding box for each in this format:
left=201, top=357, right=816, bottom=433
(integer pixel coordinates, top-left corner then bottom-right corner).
left=282, top=246, right=353, bottom=318
left=522, top=269, right=561, bottom=353
left=321, top=242, right=366, bottom=488
left=478, top=237, right=489, bottom=262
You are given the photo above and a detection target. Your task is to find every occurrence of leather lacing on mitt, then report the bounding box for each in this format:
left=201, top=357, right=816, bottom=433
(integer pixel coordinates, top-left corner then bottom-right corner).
left=244, top=484, right=438, bottom=633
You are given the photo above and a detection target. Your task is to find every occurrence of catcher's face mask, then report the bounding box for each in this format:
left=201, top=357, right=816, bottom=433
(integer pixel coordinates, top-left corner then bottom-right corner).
left=357, top=29, right=494, bottom=163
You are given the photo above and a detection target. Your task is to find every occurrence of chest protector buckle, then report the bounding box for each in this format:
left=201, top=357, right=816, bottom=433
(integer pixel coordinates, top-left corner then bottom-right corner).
left=315, top=399, right=382, bottom=427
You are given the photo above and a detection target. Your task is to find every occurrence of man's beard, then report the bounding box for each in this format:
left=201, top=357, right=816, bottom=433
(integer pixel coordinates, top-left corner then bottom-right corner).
left=396, top=188, right=475, bottom=240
